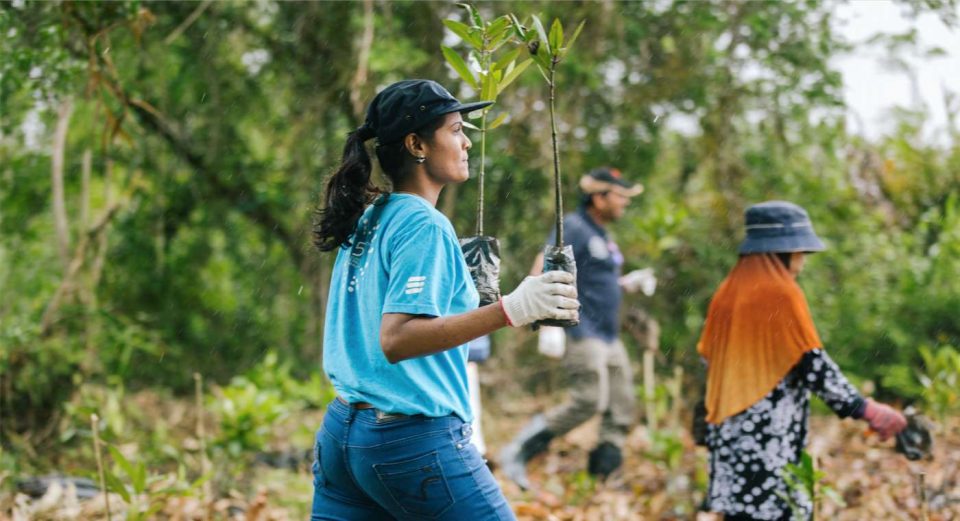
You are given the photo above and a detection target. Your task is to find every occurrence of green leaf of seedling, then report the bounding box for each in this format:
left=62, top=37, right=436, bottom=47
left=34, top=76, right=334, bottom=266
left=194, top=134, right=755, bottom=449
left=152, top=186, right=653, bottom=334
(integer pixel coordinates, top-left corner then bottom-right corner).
left=531, top=16, right=550, bottom=55
left=498, top=58, right=531, bottom=94
left=532, top=52, right=552, bottom=75
left=462, top=119, right=481, bottom=130
left=566, top=20, right=586, bottom=52
left=443, top=20, right=482, bottom=49
left=489, top=29, right=512, bottom=53
left=441, top=46, right=478, bottom=90
left=549, top=18, right=564, bottom=52
left=190, top=472, right=213, bottom=492
left=822, top=486, right=847, bottom=507
left=108, top=445, right=135, bottom=481
left=493, top=46, right=522, bottom=72
left=561, top=20, right=587, bottom=56
left=509, top=14, right=526, bottom=40
left=480, top=70, right=496, bottom=101
left=486, top=112, right=508, bottom=130
left=131, top=461, right=147, bottom=494
left=457, top=3, right=482, bottom=28
left=534, top=59, right=551, bottom=82
left=801, top=452, right=814, bottom=476
left=487, top=16, right=511, bottom=39
left=104, top=472, right=131, bottom=503
left=144, top=503, right=167, bottom=519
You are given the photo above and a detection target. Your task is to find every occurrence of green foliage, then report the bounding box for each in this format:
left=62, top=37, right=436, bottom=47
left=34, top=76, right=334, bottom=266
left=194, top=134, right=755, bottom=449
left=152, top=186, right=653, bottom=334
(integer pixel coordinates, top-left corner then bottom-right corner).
left=103, top=443, right=208, bottom=521
left=62, top=380, right=130, bottom=445
left=566, top=469, right=598, bottom=506
left=2, top=1, right=959, bottom=464
left=777, top=451, right=845, bottom=521
left=208, top=349, right=331, bottom=456
left=442, top=4, right=533, bottom=233
left=209, top=378, right=288, bottom=457
left=917, top=345, right=960, bottom=422
left=0, top=319, right=83, bottom=440
left=646, top=429, right=685, bottom=470
left=242, top=351, right=335, bottom=410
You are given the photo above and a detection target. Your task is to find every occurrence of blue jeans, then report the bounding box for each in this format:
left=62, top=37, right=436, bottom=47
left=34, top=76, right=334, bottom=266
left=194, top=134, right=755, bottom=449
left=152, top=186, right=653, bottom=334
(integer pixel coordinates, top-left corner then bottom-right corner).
left=311, top=397, right=515, bottom=520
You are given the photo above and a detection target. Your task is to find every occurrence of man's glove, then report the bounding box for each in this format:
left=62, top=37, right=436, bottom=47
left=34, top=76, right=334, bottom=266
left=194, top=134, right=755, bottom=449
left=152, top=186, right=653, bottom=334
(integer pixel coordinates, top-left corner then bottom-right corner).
left=862, top=399, right=908, bottom=441
left=500, top=271, right=579, bottom=327
left=537, top=326, right=566, bottom=359
left=619, top=268, right=657, bottom=296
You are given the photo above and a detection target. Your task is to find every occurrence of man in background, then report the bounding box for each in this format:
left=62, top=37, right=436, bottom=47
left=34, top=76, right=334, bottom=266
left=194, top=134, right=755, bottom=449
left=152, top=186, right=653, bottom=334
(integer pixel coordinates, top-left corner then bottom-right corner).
left=500, top=167, right=656, bottom=490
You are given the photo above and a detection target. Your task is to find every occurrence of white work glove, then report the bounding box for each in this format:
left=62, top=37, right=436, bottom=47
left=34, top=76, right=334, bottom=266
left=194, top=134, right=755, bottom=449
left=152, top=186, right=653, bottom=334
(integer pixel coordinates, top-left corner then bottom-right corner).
left=619, top=267, right=657, bottom=296
left=500, top=271, right=579, bottom=327
left=537, top=326, right=566, bottom=359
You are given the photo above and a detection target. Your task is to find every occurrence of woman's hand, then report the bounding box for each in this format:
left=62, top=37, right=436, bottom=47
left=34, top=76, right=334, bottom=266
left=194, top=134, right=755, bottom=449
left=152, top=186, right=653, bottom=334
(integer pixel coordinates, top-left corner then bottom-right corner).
left=500, top=271, right=579, bottom=327
left=862, top=399, right=907, bottom=441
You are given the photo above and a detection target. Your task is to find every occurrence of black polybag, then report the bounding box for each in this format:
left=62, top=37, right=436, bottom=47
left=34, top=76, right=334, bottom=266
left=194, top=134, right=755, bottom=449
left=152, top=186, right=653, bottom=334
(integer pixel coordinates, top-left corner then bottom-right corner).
left=691, top=399, right=708, bottom=447
left=460, top=235, right=501, bottom=307
left=534, top=244, right=579, bottom=328
left=895, top=411, right=934, bottom=461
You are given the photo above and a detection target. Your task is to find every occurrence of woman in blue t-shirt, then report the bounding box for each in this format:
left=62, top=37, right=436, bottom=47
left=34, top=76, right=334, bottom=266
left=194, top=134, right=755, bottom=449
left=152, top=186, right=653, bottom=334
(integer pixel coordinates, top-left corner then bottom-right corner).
left=310, top=80, right=579, bottom=520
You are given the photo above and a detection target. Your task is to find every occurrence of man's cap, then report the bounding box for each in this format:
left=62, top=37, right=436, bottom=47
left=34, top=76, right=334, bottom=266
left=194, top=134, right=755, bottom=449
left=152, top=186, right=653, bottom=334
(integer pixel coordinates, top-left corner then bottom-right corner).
left=579, top=167, right=644, bottom=197
left=738, top=200, right=826, bottom=254
left=357, top=79, right=493, bottom=144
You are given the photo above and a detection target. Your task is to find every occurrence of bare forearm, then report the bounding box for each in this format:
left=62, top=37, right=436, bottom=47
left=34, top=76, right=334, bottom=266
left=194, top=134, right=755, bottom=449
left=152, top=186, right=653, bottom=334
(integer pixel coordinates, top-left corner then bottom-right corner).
left=530, top=252, right=544, bottom=275
left=380, top=304, right=508, bottom=363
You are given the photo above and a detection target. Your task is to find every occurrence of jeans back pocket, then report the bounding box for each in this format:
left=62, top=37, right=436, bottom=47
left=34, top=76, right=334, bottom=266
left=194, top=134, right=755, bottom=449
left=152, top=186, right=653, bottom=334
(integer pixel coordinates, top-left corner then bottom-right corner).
left=373, top=450, right=453, bottom=519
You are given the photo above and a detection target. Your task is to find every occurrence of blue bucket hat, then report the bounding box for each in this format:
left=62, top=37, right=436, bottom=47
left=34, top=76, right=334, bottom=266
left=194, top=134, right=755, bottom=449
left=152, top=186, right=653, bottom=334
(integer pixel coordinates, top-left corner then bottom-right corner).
left=738, top=201, right=826, bottom=254
left=357, top=79, right=493, bottom=144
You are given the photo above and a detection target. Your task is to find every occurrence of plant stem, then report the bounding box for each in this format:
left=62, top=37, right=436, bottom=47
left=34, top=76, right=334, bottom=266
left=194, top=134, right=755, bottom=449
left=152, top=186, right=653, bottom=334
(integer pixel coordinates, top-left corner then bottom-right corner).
left=670, top=365, right=684, bottom=429
left=92, top=413, right=112, bottom=521
left=918, top=472, right=929, bottom=521
left=813, top=456, right=820, bottom=521
left=194, top=372, right=211, bottom=507
left=477, top=112, right=486, bottom=236
left=643, top=349, right=656, bottom=432
left=549, top=60, right=563, bottom=247
left=476, top=40, right=491, bottom=237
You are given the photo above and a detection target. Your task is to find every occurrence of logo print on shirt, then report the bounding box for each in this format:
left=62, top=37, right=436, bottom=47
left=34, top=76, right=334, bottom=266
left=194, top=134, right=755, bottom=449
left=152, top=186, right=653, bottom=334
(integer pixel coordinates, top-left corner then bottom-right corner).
left=588, top=235, right=610, bottom=260
left=346, top=218, right=378, bottom=292
left=405, top=276, right=426, bottom=295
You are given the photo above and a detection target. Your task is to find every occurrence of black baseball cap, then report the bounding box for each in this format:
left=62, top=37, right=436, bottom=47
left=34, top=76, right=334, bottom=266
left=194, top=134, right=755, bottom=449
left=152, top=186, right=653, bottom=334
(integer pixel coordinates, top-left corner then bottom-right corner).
left=579, top=167, right=644, bottom=197
left=358, top=80, right=493, bottom=144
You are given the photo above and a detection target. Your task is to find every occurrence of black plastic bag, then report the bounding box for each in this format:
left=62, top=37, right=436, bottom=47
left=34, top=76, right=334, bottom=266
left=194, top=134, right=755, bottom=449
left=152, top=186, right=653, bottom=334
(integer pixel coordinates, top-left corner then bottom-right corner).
left=895, top=411, right=934, bottom=461
left=692, top=399, right=708, bottom=447
left=460, top=235, right=501, bottom=307
left=534, top=244, right=579, bottom=328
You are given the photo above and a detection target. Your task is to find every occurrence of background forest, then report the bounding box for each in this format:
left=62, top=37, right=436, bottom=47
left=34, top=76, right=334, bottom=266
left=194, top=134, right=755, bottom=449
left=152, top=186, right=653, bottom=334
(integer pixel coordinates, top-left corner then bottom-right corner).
left=2, top=0, right=959, bottom=519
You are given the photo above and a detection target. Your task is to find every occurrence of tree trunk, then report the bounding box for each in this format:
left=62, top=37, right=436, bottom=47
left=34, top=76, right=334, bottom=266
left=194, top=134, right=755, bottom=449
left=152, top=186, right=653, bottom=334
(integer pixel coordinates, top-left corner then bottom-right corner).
left=52, top=98, right=74, bottom=270
left=349, top=0, right=375, bottom=120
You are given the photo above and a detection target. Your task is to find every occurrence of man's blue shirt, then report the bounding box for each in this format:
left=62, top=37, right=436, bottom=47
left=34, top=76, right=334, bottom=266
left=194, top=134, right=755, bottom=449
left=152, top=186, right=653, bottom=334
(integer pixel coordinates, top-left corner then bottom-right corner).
left=323, top=194, right=479, bottom=421
left=547, top=207, right=624, bottom=342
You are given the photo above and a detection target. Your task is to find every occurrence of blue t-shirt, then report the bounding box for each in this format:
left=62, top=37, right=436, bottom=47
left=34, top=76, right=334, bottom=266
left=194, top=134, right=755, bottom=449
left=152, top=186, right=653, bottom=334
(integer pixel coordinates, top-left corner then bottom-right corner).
left=546, top=207, right=624, bottom=342
left=323, top=193, right=479, bottom=421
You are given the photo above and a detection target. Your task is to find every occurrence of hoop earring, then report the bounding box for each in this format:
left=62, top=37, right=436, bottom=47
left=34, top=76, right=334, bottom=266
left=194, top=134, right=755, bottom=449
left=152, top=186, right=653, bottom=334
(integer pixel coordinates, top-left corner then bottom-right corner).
left=415, top=156, right=426, bottom=164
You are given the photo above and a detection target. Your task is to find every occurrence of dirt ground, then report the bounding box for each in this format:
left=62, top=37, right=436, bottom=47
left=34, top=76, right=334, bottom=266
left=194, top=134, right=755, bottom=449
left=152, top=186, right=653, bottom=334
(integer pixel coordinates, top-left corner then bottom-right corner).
left=3, top=391, right=958, bottom=520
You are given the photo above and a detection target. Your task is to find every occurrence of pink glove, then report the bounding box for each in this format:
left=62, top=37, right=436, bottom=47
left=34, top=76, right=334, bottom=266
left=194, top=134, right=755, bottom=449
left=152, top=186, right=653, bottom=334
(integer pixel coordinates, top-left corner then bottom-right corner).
left=862, top=399, right=907, bottom=441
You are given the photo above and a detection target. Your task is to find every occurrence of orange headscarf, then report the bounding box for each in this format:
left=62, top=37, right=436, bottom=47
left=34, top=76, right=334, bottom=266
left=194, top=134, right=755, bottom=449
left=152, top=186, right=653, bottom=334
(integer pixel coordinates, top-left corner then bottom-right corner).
left=697, top=254, right=822, bottom=424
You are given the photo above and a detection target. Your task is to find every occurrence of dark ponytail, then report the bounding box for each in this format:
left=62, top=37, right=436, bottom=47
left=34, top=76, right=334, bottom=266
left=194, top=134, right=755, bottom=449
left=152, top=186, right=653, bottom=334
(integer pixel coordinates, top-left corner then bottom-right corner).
left=313, top=115, right=447, bottom=252
left=313, top=130, right=381, bottom=252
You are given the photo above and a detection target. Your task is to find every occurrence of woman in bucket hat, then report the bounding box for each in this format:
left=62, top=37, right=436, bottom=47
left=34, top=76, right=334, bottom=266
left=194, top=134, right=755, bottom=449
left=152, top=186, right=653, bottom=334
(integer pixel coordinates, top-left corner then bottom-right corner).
left=310, top=79, right=579, bottom=520
left=697, top=201, right=907, bottom=521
